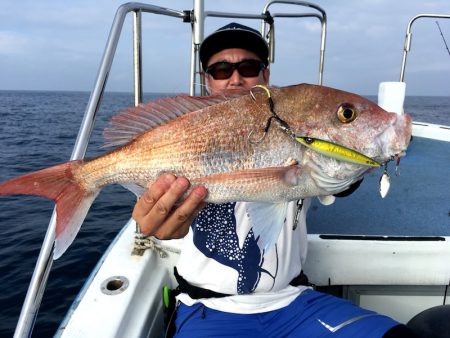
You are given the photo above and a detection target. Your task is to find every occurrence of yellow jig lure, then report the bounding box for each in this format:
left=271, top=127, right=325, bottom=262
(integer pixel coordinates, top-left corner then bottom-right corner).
left=295, top=136, right=381, bottom=167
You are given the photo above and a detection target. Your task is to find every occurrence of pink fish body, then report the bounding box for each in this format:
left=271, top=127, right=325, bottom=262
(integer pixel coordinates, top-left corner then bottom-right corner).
left=0, top=84, right=412, bottom=257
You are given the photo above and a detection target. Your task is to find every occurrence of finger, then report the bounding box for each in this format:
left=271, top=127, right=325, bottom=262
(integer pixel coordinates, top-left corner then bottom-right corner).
left=155, top=187, right=208, bottom=239
left=166, top=186, right=207, bottom=225
left=138, top=176, right=191, bottom=235
left=132, top=174, right=176, bottom=220
left=163, top=187, right=208, bottom=237
left=150, top=176, right=191, bottom=218
left=170, top=200, right=207, bottom=239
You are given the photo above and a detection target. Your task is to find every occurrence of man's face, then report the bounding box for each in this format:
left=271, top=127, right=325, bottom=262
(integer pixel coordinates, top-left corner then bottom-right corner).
left=205, top=48, right=270, bottom=95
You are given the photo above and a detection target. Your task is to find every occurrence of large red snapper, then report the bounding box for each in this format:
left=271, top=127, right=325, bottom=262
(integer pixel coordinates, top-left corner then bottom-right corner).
left=0, top=84, right=412, bottom=258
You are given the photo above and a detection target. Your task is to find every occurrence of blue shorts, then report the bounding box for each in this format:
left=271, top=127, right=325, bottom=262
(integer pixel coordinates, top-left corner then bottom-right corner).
left=174, top=289, right=399, bottom=337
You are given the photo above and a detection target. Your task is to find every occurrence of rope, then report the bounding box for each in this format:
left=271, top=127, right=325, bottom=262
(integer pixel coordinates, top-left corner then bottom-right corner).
left=132, top=232, right=181, bottom=258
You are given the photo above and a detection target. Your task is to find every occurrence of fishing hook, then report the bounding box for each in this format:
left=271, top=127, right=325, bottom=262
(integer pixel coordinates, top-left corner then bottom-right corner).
left=248, top=85, right=294, bottom=145
left=395, top=155, right=401, bottom=176
left=247, top=128, right=267, bottom=144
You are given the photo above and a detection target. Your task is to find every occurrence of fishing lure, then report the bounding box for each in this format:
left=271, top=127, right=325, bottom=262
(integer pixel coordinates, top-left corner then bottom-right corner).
left=295, top=136, right=381, bottom=167
left=379, top=163, right=391, bottom=198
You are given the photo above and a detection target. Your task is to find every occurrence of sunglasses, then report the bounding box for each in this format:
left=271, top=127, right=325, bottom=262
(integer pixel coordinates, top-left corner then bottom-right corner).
left=206, top=60, right=266, bottom=80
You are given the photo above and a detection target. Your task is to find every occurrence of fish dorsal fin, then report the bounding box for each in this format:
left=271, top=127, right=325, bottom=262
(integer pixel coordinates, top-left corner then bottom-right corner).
left=103, top=91, right=246, bottom=147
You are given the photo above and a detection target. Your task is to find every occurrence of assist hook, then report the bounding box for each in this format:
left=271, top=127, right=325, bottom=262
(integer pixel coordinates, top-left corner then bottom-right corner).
left=248, top=85, right=293, bottom=144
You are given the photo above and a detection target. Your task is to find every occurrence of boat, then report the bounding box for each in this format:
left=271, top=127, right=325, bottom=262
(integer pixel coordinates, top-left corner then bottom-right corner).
left=11, top=1, right=450, bottom=337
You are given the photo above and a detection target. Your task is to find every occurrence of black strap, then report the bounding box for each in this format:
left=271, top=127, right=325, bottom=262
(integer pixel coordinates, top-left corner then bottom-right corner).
left=289, top=270, right=313, bottom=287
left=174, top=267, right=312, bottom=300
left=174, top=267, right=231, bottom=299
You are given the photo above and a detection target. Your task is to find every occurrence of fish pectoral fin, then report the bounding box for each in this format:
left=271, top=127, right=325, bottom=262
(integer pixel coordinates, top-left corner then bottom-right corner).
left=247, top=202, right=288, bottom=252
left=121, top=183, right=147, bottom=197
left=195, top=166, right=303, bottom=188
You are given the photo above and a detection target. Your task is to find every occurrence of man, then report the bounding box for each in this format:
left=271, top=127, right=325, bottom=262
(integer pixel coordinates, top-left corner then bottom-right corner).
left=133, top=23, right=417, bottom=337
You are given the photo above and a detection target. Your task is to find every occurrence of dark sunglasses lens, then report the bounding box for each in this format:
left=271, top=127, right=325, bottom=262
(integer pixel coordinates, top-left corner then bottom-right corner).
left=207, top=60, right=264, bottom=80
left=208, top=63, right=234, bottom=80
left=237, top=61, right=263, bottom=77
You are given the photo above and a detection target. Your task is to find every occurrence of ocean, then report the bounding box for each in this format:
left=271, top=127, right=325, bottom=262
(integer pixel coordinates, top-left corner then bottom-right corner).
left=0, top=91, right=449, bottom=337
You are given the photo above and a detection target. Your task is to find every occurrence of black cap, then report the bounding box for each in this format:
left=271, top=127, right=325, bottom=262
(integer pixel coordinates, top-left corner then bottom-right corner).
left=199, top=22, right=269, bottom=70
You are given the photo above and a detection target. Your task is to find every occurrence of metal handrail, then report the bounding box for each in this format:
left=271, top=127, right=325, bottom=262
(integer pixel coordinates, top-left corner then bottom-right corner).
left=399, top=14, right=450, bottom=82
left=133, top=10, right=143, bottom=106
left=190, top=0, right=326, bottom=95
left=261, top=0, right=327, bottom=85
left=14, top=3, right=186, bottom=337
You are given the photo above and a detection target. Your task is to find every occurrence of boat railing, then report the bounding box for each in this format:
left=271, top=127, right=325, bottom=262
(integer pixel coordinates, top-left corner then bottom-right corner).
left=261, top=1, right=327, bottom=85
left=378, top=14, right=450, bottom=120
left=13, top=1, right=327, bottom=337
left=399, top=14, right=450, bottom=82
left=13, top=6, right=187, bottom=337
left=195, top=1, right=326, bottom=94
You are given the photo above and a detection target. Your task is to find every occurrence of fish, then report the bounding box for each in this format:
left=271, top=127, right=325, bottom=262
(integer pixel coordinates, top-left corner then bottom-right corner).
left=0, top=83, right=412, bottom=258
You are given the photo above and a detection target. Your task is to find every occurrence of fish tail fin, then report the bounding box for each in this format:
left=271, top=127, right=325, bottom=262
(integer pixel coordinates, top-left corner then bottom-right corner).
left=0, top=161, right=99, bottom=259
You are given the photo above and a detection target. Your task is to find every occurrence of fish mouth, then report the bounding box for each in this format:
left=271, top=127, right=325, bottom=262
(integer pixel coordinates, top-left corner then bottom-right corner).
left=301, top=112, right=412, bottom=194
left=371, top=112, right=412, bottom=165
left=373, top=149, right=407, bottom=167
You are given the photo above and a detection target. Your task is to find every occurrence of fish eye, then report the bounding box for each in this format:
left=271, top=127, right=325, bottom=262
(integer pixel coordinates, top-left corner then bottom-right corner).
left=337, top=104, right=357, bottom=123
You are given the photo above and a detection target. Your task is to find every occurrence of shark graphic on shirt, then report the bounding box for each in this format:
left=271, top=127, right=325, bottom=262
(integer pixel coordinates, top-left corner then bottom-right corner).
left=191, top=202, right=279, bottom=294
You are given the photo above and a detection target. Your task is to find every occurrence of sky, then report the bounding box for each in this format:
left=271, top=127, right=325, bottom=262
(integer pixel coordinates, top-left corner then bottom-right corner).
left=0, top=0, right=449, bottom=96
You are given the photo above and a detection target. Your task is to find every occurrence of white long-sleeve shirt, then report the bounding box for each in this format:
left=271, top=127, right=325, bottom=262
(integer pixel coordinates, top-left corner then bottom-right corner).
left=176, top=199, right=311, bottom=314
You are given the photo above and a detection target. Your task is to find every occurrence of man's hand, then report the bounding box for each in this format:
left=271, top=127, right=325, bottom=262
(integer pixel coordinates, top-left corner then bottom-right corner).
left=132, top=174, right=207, bottom=239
